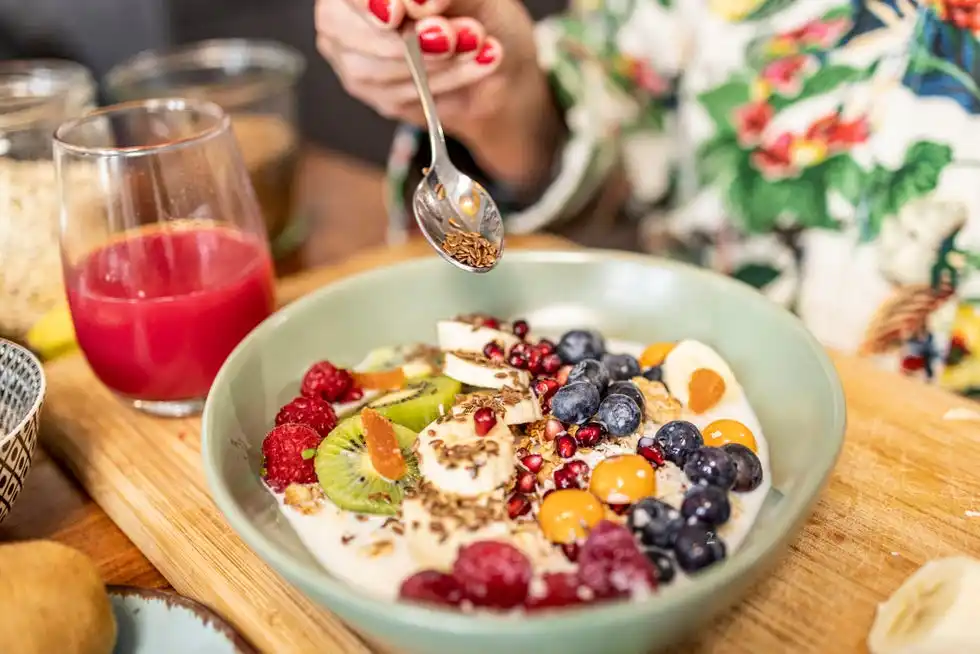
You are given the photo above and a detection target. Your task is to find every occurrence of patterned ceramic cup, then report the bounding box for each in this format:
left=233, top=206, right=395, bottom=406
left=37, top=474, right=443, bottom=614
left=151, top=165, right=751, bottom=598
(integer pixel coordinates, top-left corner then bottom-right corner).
left=0, top=339, right=45, bottom=523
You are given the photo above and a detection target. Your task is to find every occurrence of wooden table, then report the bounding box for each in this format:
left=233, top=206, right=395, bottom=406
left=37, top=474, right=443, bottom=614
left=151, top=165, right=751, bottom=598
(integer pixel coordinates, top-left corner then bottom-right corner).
left=0, top=146, right=392, bottom=589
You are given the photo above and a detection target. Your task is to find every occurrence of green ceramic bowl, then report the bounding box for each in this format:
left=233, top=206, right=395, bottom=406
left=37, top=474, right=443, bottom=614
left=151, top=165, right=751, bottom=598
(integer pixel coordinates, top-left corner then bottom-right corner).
left=202, top=250, right=846, bottom=654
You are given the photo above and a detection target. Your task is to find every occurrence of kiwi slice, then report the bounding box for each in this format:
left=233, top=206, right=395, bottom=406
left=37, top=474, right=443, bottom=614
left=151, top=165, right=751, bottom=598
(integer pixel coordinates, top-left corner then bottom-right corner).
left=315, top=416, right=419, bottom=515
left=366, top=375, right=461, bottom=432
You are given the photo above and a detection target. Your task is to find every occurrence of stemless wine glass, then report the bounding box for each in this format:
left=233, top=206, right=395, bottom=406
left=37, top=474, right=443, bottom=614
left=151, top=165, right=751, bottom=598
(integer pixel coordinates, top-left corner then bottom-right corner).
left=54, top=98, right=276, bottom=417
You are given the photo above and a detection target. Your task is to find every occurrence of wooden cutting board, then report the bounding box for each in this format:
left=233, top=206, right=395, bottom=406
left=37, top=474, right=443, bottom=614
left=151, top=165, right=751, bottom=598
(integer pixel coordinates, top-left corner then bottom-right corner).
left=40, top=234, right=980, bottom=654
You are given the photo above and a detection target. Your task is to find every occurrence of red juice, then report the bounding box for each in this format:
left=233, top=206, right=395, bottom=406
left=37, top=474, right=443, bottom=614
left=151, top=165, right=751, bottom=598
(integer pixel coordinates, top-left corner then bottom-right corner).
left=65, top=226, right=275, bottom=402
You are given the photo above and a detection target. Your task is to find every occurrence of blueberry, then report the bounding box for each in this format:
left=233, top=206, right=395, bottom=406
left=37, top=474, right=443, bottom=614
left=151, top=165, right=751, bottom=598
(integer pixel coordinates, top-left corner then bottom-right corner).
left=673, top=523, right=727, bottom=573
left=653, top=420, right=704, bottom=466
left=556, top=330, right=606, bottom=365
left=567, top=359, right=611, bottom=394
left=550, top=381, right=601, bottom=425
left=641, top=366, right=663, bottom=383
left=681, top=484, right=731, bottom=527
left=602, top=353, right=642, bottom=381
left=642, top=547, right=676, bottom=584
left=722, top=443, right=764, bottom=492
left=628, top=497, right=684, bottom=548
left=607, top=381, right=645, bottom=412
left=683, top=446, right=737, bottom=489
left=596, top=394, right=641, bottom=436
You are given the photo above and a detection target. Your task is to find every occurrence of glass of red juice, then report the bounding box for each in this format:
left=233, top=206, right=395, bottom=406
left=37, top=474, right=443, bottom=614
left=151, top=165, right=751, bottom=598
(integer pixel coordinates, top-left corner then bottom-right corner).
left=54, top=98, right=276, bottom=417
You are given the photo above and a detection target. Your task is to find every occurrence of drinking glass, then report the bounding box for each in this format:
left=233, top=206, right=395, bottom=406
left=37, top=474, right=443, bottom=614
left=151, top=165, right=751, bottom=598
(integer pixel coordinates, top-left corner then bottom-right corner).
left=104, top=40, right=305, bottom=260
left=54, top=98, right=276, bottom=417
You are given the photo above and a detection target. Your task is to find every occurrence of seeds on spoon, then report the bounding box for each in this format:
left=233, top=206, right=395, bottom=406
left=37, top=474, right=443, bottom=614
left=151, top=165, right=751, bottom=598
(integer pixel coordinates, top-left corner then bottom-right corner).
left=441, top=230, right=498, bottom=269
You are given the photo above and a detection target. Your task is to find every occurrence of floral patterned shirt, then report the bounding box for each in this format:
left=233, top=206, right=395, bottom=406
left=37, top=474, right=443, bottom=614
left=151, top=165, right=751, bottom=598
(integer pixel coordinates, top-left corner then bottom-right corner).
left=385, top=0, right=980, bottom=397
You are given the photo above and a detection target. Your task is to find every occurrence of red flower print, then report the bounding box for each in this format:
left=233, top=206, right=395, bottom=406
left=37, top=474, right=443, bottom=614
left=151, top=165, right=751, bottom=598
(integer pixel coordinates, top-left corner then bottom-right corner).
left=935, top=0, right=980, bottom=30
left=795, top=17, right=850, bottom=49
left=733, top=101, right=774, bottom=146
left=751, top=133, right=796, bottom=180
left=805, top=112, right=870, bottom=151
left=760, top=55, right=815, bottom=97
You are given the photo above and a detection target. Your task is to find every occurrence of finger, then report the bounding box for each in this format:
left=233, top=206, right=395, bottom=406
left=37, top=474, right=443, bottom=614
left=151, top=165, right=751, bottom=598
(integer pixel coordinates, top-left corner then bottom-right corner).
left=377, top=37, right=503, bottom=105
left=334, top=46, right=456, bottom=84
left=317, top=0, right=406, bottom=58
left=357, top=0, right=407, bottom=30
left=448, top=17, right=484, bottom=56
left=402, top=0, right=451, bottom=20
left=415, top=16, right=456, bottom=60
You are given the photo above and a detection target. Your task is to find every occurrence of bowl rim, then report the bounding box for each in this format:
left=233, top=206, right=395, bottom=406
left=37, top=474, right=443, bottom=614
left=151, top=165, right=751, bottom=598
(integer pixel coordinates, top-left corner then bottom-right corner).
left=202, top=248, right=846, bottom=634
left=0, top=338, right=46, bottom=447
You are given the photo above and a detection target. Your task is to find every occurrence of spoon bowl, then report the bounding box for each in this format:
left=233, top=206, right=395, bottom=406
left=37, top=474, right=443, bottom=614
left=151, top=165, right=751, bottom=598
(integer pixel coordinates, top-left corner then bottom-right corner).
left=402, top=33, right=504, bottom=273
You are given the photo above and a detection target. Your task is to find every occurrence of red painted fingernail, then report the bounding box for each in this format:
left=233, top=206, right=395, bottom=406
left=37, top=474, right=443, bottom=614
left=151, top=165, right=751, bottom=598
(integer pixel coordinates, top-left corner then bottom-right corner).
left=475, top=42, right=497, bottom=65
left=368, top=0, right=391, bottom=23
left=418, top=26, right=451, bottom=54
left=411, top=0, right=428, bottom=4
left=456, top=28, right=479, bottom=53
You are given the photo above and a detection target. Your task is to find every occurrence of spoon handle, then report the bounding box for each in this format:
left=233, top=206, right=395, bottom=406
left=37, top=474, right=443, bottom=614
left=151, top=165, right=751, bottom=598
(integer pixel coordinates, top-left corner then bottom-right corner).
left=402, top=32, right=451, bottom=165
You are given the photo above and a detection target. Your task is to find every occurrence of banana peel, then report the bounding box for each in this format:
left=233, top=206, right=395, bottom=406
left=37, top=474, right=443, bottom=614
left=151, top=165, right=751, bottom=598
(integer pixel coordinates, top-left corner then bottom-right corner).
left=26, top=303, right=78, bottom=361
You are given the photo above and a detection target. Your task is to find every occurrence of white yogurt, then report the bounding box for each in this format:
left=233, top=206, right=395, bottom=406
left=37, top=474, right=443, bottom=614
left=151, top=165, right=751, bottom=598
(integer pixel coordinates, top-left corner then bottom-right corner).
left=270, top=338, right=771, bottom=601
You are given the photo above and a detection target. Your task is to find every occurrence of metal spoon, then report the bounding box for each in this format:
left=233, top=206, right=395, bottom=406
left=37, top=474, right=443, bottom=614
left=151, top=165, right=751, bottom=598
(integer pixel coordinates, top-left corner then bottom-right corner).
left=402, top=32, right=504, bottom=273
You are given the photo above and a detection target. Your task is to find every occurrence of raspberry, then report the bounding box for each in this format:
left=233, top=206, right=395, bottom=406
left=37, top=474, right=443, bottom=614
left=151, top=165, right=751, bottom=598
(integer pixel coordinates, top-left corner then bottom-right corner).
left=275, top=396, right=338, bottom=437
left=261, top=424, right=322, bottom=492
left=399, top=570, right=462, bottom=607
left=577, top=520, right=657, bottom=600
left=525, top=572, right=585, bottom=611
left=301, top=361, right=353, bottom=402
left=452, top=541, right=532, bottom=609
left=339, top=384, right=364, bottom=403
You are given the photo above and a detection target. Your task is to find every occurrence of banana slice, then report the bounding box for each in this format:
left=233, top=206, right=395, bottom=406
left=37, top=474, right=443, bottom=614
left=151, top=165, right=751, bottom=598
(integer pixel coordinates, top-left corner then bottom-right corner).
left=401, top=487, right=511, bottom=570
left=868, top=557, right=980, bottom=654
left=416, top=415, right=515, bottom=497
left=437, top=319, right=520, bottom=353
left=661, top=340, right=742, bottom=408
left=443, top=350, right=531, bottom=389
left=451, top=387, right=543, bottom=426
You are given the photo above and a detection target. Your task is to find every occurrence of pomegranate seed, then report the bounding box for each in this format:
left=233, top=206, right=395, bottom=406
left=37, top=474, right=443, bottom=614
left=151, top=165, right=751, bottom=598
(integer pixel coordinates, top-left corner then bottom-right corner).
left=512, top=319, right=530, bottom=339
left=541, top=353, right=562, bottom=375
left=529, top=349, right=546, bottom=375
left=510, top=341, right=530, bottom=356
left=520, top=453, right=544, bottom=473
left=575, top=422, right=605, bottom=448
left=636, top=436, right=666, bottom=467
left=561, top=542, right=580, bottom=562
left=608, top=504, right=631, bottom=516
left=478, top=316, right=500, bottom=329
left=532, top=377, right=560, bottom=402
left=544, top=418, right=565, bottom=442
left=482, top=341, right=505, bottom=361
left=536, top=339, right=556, bottom=356
left=506, top=493, right=531, bottom=519
left=553, top=466, right=578, bottom=490
left=473, top=407, right=497, bottom=437
left=516, top=469, right=537, bottom=493
left=557, top=365, right=572, bottom=385
left=508, top=351, right=529, bottom=369
left=555, top=434, right=577, bottom=459
left=566, top=459, right=590, bottom=479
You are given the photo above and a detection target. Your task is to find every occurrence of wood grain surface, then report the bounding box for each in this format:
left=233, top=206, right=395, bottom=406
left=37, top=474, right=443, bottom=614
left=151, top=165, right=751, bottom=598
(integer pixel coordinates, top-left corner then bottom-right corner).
left=39, top=235, right=980, bottom=654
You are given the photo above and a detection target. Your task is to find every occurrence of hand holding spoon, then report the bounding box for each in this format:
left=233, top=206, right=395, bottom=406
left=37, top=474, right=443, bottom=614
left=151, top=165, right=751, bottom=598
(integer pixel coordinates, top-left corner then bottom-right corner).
left=402, top=32, right=504, bottom=273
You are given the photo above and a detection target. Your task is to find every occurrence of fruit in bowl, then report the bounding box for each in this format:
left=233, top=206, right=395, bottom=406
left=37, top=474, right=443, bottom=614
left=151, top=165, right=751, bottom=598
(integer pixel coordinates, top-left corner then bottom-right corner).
left=202, top=251, right=846, bottom=654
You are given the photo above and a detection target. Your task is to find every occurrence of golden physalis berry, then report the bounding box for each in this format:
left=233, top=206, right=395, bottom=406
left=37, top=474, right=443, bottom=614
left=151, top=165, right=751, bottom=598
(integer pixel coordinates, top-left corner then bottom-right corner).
left=361, top=408, right=406, bottom=481
left=538, top=489, right=605, bottom=544
left=688, top=368, right=726, bottom=414
left=353, top=368, right=407, bottom=391
left=588, top=454, right=656, bottom=505
left=639, top=342, right=676, bottom=368
left=702, top=418, right=757, bottom=452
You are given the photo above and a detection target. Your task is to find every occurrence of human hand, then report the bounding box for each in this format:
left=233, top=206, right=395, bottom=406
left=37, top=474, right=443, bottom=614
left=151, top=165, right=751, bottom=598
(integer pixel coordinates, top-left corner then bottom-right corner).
left=315, top=0, right=564, bottom=190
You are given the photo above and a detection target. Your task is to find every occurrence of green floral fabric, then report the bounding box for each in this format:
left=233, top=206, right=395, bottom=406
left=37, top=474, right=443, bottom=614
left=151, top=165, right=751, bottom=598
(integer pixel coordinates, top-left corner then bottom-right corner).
left=385, top=0, right=980, bottom=395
